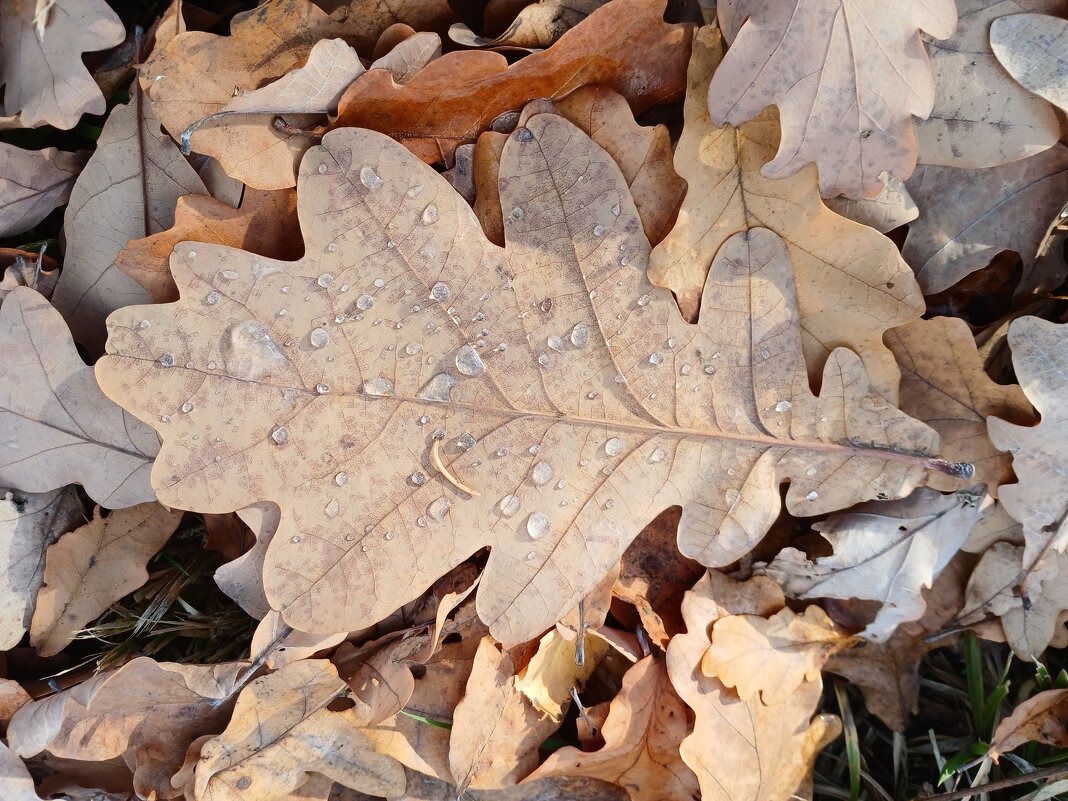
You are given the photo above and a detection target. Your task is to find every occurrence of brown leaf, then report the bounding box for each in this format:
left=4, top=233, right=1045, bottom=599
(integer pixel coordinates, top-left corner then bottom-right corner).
left=116, top=190, right=302, bottom=304
left=0, top=679, right=31, bottom=731
left=450, top=0, right=608, bottom=49
left=649, top=27, right=924, bottom=399
left=0, top=0, right=124, bottom=129
left=50, top=94, right=208, bottom=355
left=526, top=655, right=699, bottom=801
left=29, top=503, right=184, bottom=656
left=333, top=0, right=692, bottom=166
left=903, top=145, right=1068, bottom=295
left=0, top=144, right=83, bottom=237
left=0, top=249, right=59, bottom=305
left=0, top=288, right=158, bottom=508
left=990, top=688, right=1068, bottom=759
left=514, top=628, right=607, bottom=720
left=992, top=13, right=1068, bottom=114
left=707, top=0, right=957, bottom=198
left=213, top=503, right=278, bottom=619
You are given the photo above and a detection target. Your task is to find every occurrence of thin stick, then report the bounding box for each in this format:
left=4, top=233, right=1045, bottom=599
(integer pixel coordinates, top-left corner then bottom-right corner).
left=911, top=764, right=1068, bottom=801
left=210, top=622, right=293, bottom=707
left=574, top=599, right=586, bottom=667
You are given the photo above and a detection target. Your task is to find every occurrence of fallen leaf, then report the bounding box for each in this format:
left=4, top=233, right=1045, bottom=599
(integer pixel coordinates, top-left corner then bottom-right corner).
left=369, top=31, right=442, bottom=84
left=214, top=503, right=279, bottom=619
left=115, top=190, right=302, bottom=304
left=514, top=628, right=607, bottom=720
left=903, top=145, right=1068, bottom=295
left=50, top=93, right=208, bottom=355
left=887, top=317, right=1036, bottom=493
left=707, top=0, right=957, bottom=198
left=0, top=487, right=83, bottom=651
left=963, top=498, right=1024, bottom=553
left=250, top=611, right=348, bottom=669
left=649, top=27, right=924, bottom=399
left=450, top=0, right=608, bottom=49
left=823, top=176, right=919, bottom=234
left=0, top=679, right=31, bottom=729
left=526, top=655, right=699, bottom=801
left=916, top=0, right=1066, bottom=168
left=991, top=13, right=1068, bottom=113
left=0, top=249, right=59, bottom=305
left=0, top=741, right=45, bottom=801
left=765, top=488, right=982, bottom=641
left=0, top=144, right=83, bottom=237
left=0, top=0, right=124, bottom=129
left=0, top=288, right=158, bottom=508
left=29, top=503, right=184, bottom=656
left=332, top=0, right=692, bottom=166
left=329, top=0, right=455, bottom=52
left=989, top=688, right=1068, bottom=759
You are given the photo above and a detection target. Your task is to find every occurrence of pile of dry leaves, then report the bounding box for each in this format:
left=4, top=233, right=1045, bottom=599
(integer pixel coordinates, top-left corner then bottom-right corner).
left=1, top=0, right=1067, bottom=799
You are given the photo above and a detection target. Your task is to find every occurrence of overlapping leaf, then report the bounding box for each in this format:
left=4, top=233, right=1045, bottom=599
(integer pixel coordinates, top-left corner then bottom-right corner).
left=0, top=144, right=84, bottom=237
left=992, top=13, right=1068, bottom=113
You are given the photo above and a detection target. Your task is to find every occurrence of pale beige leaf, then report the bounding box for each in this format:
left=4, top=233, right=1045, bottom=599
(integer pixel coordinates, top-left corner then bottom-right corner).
left=50, top=95, right=208, bottom=355
left=903, top=146, right=1068, bottom=295
left=0, top=741, right=44, bottom=801
left=766, top=488, right=981, bottom=640
left=0, top=249, right=59, bottom=305
left=0, top=679, right=32, bottom=729
left=707, top=0, right=957, bottom=198
left=29, top=502, right=184, bottom=656
left=514, top=628, right=607, bottom=720
left=450, top=0, right=607, bottom=49
left=0, top=0, right=124, bottom=129
left=214, top=502, right=279, bottom=619
left=194, top=659, right=406, bottom=801
left=96, top=119, right=946, bottom=646
left=916, top=1, right=1066, bottom=168
left=701, top=605, right=847, bottom=704
left=0, top=487, right=82, bottom=651
left=963, top=498, right=1024, bottom=553
left=7, top=657, right=246, bottom=801
left=989, top=688, right=1068, bottom=759
left=0, top=144, right=83, bottom=237
left=526, top=655, right=699, bottom=801
left=251, top=611, right=348, bottom=669
left=369, top=32, right=441, bottom=83
left=992, top=13, right=1068, bottom=113
left=0, top=288, right=158, bottom=508
left=823, top=176, right=918, bottom=234
left=650, top=27, right=924, bottom=399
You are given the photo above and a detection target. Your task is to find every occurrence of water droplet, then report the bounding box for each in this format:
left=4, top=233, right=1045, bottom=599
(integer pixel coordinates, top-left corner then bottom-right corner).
left=514, top=127, right=534, bottom=142
left=587, top=391, right=598, bottom=400
left=601, top=465, right=614, bottom=476
left=605, top=437, right=623, bottom=456
left=649, top=447, right=666, bottom=463
left=427, top=497, right=450, bottom=521
left=310, top=327, right=329, bottom=348
left=455, top=344, right=486, bottom=376
left=270, top=426, right=289, bottom=445
left=806, top=467, right=818, bottom=477
left=649, top=352, right=664, bottom=366
left=806, top=491, right=819, bottom=502
left=416, top=516, right=428, bottom=528
left=181, top=401, right=194, bottom=413
left=356, top=294, right=374, bottom=311
left=158, top=353, right=175, bottom=368
left=611, top=203, right=621, bottom=216
left=421, top=204, right=439, bottom=225
left=316, top=383, right=330, bottom=394
left=494, top=448, right=507, bottom=458
left=325, top=499, right=340, bottom=518
left=774, top=400, right=792, bottom=413
left=526, top=551, right=537, bottom=560
left=360, top=164, right=383, bottom=189
left=327, top=243, right=339, bottom=253
left=335, top=472, right=348, bottom=486
left=565, top=325, right=589, bottom=351
left=318, top=273, right=335, bottom=288
left=221, top=270, right=239, bottom=281
left=539, top=297, right=553, bottom=313
left=373, top=278, right=385, bottom=289
left=509, top=207, right=525, bottom=221
left=204, top=290, right=220, bottom=305
left=637, top=294, right=651, bottom=307
left=418, top=415, right=430, bottom=425
left=317, top=162, right=328, bottom=174
left=418, top=373, right=457, bottom=402
left=277, top=308, right=289, bottom=317
left=526, top=512, right=550, bottom=539
left=680, top=364, right=692, bottom=375
left=604, top=499, right=615, bottom=509
left=703, top=364, right=715, bottom=375
left=137, top=320, right=150, bottom=330
left=409, top=471, right=426, bottom=486
left=499, top=494, right=520, bottom=517
left=187, top=250, right=197, bottom=259
left=291, top=534, right=303, bottom=543
left=761, top=348, right=770, bottom=360
left=667, top=337, right=677, bottom=348
left=384, top=531, right=396, bottom=541
left=430, top=282, right=450, bottom=302
left=359, top=378, right=394, bottom=398
left=345, top=533, right=356, bottom=542
left=537, top=353, right=550, bottom=368
left=593, top=225, right=606, bottom=237
left=531, top=461, right=553, bottom=486
left=458, top=432, right=477, bottom=450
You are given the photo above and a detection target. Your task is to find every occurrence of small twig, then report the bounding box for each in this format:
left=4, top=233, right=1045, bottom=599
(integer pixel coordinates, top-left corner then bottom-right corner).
left=210, top=622, right=293, bottom=707
left=569, top=686, right=598, bottom=737
left=911, top=764, right=1068, bottom=801
left=574, top=599, right=586, bottom=667
left=31, top=241, right=46, bottom=288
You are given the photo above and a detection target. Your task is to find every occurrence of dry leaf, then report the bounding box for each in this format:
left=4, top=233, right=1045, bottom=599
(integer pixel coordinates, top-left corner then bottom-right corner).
left=29, top=503, right=184, bottom=656
left=96, top=120, right=950, bottom=646
left=369, top=32, right=442, bottom=84
left=251, top=611, right=348, bottom=670
left=450, top=0, right=608, bottom=49
left=7, top=657, right=246, bottom=801
left=887, top=317, right=1036, bottom=493
left=0, top=487, right=82, bottom=651
left=214, top=502, right=279, bottom=619
left=701, top=605, right=848, bottom=704
left=0, top=741, right=45, bottom=801
left=916, top=0, right=1066, bottom=168
left=963, top=498, right=1024, bottom=553
left=0, top=144, right=83, bottom=237
left=707, top=0, right=957, bottom=198
left=194, top=659, right=406, bottom=800
left=50, top=95, right=208, bottom=355
left=514, top=628, right=607, bottom=720
left=989, top=688, right=1068, bottom=759
left=332, top=0, right=691, bottom=166
left=766, top=488, right=982, bottom=641
left=903, top=145, right=1068, bottom=295
left=115, top=190, right=302, bottom=304
left=526, top=655, right=699, bottom=801
left=0, top=249, right=60, bottom=305
left=0, top=288, right=158, bottom=508
left=649, top=27, right=924, bottom=399
left=823, top=176, right=919, bottom=234
left=0, top=679, right=32, bottom=729
left=992, top=13, right=1068, bottom=114
left=0, top=0, right=124, bottom=129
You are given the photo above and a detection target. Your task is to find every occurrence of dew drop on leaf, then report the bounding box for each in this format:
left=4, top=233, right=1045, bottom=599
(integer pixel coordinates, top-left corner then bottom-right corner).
left=409, top=471, right=426, bottom=486
left=430, top=282, right=450, bottom=302
left=427, top=497, right=450, bottom=521
left=270, top=426, right=288, bottom=445
left=455, top=344, right=486, bottom=376
left=530, top=461, right=553, bottom=486
left=310, top=327, right=329, bottom=348
left=356, top=294, right=374, bottom=311
left=498, top=494, right=520, bottom=518
left=570, top=323, right=589, bottom=348
left=335, top=472, right=348, bottom=486
left=458, top=432, right=477, bottom=450
left=325, top=499, right=340, bottom=518
left=360, top=164, right=383, bottom=189
left=318, top=273, right=334, bottom=288
left=605, top=437, right=623, bottom=456
left=422, top=204, right=439, bottom=225
left=418, top=373, right=457, bottom=402
left=649, top=447, right=666, bottom=463
left=526, top=511, right=550, bottom=539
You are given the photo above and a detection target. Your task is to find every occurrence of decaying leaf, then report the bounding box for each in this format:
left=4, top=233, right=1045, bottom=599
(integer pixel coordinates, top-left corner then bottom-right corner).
left=0, top=741, right=44, bottom=801
left=0, top=249, right=60, bottom=305
left=526, top=655, right=699, bottom=801
left=450, top=0, right=608, bottom=49
left=97, top=119, right=951, bottom=646
left=649, top=27, right=924, bottom=398
left=991, top=13, right=1068, bottom=113
left=707, top=0, right=957, bottom=198
left=0, top=144, right=83, bottom=237
left=50, top=94, right=208, bottom=354
left=0, top=288, right=158, bottom=508
left=989, top=688, right=1068, bottom=760
left=514, top=628, right=607, bottom=720
left=0, top=0, right=124, bottom=129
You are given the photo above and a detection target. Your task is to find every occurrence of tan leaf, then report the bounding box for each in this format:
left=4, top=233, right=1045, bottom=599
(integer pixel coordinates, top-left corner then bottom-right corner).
left=0, top=0, right=124, bottom=129
left=0, top=249, right=59, bottom=305
left=0, top=679, right=31, bottom=730
left=214, top=503, right=278, bottom=619
left=251, top=611, right=348, bottom=669
left=903, top=146, right=1068, bottom=295
left=666, top=574, right=840, bottom=801
left=649, top=27, right=924, bottom=399
left=332, top=0, right=691, bottom=166
left=989, top=688, right=1068, bottom=759
left=0, top=487, right=83, bottom=650
left=989, top=317, right=1068, bottom=566
left=369, top=32, right=442, bottom=84
left=450, top=0, right=608, bottom=49
left=50, top=95, right=208, bottom=355
left=0, top=288, right=158, bottom=508
left=888, top=317, right=1036, bottom=493
left=29, top=503, right=184, bottom=656
left=514, top=628, right=607, bottom=720
left=766, top=489, right=981, bottom=641
left=823, top=176, right=918, bottom=234
left=707, top=0, right=957, bottom=198
left=992, top=13, right=1068, bottom=113
left=963, top=498, right=1024, bottom=553
left=7, top=657, right=246, bottom=801
left=193, top=659, right=406, bottom=801
left=916, top=1, right=1066, bottom=168
left=526, top=655, right=699, bottom=801
left=0, top=741, right=45, bottom=801
left=0, top=144, right=83, bottom=237
left=115, top=190, right=302, bottom=304
left=96, top=119, right=948, bottom=646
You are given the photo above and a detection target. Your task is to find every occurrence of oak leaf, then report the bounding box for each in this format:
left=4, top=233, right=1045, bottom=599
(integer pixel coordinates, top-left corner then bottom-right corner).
left=649, top=27, right=924, bottom=399
left=214, top=503, right=279, bottom=619
left=449, top=0, right=608, bottom=49
left=96, top=119, right=949, bottom=646
left=0, top=741, right=45, bottom=801
left=992, top=13, right=1068, bottom=114
left=514, top=628, right=607, bottom=720
left=989, top=688, right=1068, bottom=759
left=707, top=0, right=957, bottom=198
left=823, top=176, right=919, bottom=234
left=0, top=288, right=158, bottom=508
left=0, top=144, right=83, bottom=237
left=0, top=249, right=59, bottom=305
